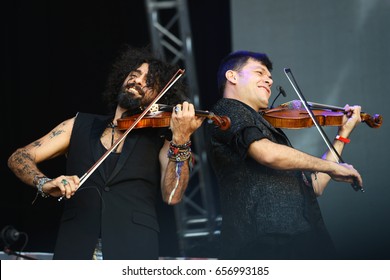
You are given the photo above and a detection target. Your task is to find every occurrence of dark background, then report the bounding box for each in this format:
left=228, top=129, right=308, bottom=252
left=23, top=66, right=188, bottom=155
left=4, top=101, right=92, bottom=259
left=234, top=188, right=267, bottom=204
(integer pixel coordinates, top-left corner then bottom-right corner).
left=2, top=0, right=231, bottom=258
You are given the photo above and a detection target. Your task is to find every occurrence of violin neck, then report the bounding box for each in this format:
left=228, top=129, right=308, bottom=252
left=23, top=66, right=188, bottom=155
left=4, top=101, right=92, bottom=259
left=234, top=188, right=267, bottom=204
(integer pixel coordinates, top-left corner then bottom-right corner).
left=156, top=104, right=211, bottom=117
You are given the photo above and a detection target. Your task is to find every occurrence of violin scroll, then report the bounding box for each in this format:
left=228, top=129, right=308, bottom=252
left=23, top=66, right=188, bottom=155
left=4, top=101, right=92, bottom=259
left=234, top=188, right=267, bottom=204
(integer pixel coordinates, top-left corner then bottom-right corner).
left=207, top=113, right=231, bottom=130
left=361, top=113, right=382, bottom=128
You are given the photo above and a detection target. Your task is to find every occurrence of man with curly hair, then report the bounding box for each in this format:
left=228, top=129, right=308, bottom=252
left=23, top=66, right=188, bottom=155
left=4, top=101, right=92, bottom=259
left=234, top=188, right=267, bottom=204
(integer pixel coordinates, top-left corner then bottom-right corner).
left=8, top=45, right=204, bottom=260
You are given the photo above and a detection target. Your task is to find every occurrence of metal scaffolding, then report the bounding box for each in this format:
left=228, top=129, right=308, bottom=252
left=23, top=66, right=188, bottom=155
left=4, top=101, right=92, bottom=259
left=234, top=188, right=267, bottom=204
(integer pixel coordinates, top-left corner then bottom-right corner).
left=144, top=0, right=220, bottom=257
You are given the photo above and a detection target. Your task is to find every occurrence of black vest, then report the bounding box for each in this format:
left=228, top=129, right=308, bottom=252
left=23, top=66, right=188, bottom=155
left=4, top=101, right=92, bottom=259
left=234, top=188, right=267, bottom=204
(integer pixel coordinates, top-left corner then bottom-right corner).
left=53, top=112, right=166, bottom=259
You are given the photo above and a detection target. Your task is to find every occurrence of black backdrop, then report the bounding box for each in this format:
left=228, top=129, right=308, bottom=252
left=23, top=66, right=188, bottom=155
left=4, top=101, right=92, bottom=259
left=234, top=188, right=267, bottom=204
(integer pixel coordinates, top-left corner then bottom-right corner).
left=2, top=0, right=231, bottom=258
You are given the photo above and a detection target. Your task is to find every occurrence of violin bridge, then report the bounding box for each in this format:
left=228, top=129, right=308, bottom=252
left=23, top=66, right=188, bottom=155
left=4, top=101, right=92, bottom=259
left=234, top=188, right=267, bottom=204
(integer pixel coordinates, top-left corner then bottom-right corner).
left=149, top=104, right=159, bottom=113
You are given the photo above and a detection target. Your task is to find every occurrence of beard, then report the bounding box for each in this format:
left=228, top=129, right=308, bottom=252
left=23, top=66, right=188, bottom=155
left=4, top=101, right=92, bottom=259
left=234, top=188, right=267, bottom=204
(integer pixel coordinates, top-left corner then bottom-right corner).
left=117, top=82, right=159, bottom=117
left=117, top=91, right=142, bottom=112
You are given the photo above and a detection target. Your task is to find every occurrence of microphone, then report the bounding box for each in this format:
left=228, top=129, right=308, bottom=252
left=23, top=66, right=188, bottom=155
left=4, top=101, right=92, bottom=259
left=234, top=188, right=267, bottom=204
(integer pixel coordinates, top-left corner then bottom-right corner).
left=277, top=86, right=286, bottom=97
left=1, top=225, right=36, bottom=259
left=270, top=86, right=287, bottom=108
left=1, top=225, right=20, bottom=247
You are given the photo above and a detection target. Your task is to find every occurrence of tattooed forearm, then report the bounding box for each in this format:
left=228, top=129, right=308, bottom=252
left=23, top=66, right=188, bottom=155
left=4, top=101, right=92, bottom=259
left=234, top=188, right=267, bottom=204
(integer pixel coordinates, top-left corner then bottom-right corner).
left=8, top=147, right=41, bottom=186
left=11, top=148, right=34, bottom=165
left=7, top=117, right=73, bottom=187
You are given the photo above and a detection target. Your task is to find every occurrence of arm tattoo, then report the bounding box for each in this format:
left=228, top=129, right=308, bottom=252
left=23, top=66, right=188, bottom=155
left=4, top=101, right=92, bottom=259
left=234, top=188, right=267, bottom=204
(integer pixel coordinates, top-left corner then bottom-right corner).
left=50, top=129, right=65, bottom=138
left=10, top=148, right=37, bottom=180
left=32, top=140, right=42, bottom=147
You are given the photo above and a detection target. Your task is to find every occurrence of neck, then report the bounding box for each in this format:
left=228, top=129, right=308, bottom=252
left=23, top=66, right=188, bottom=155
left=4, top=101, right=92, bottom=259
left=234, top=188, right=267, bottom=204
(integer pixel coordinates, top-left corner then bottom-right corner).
left=113, top=106, right=127, bottom=125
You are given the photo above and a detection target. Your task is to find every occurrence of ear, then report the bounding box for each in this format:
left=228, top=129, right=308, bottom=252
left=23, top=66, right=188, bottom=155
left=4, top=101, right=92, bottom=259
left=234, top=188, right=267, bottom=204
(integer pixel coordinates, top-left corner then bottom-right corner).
left=225, top=70, right=237, bottom=84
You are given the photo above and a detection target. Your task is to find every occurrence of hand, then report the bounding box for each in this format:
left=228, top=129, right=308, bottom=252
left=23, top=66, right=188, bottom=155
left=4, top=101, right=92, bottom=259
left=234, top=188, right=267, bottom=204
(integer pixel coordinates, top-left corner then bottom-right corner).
left=170, top=101, right=205, bottom=144
left=42, top=175, right=80, bottom=199
left=328, top=162, right=363, bottom=188
left=339, top=104, right=362, bottom=136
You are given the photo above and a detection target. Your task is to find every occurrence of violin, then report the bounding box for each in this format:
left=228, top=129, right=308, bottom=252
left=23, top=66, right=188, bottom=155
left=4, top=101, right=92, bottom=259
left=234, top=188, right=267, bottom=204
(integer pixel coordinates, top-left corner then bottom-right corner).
left=117, top=104, right=231, bottom=130
left=261, top=100, right=383, bottom=129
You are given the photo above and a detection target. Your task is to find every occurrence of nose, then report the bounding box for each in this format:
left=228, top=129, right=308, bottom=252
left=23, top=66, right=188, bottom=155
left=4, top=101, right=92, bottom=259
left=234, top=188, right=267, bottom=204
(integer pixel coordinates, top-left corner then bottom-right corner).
left=134, top=75, right=143, bottom=85
left=126, top=75, right=144, bottom=89
left=265, top=76, right=273, bottom=87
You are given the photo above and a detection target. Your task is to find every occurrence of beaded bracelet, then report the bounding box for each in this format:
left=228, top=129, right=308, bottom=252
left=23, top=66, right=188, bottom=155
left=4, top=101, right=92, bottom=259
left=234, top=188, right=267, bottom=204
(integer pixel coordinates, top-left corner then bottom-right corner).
left=170, top=140, right=192, bottom=149
left=166, top=141, right=194, bottom=204
left=168, top=140, right=192, bottom=162
left=32, top=176, right=51, bottom=204
left=33, top=175, right=51, bottom=198
left=168, top=150, right=192, bottom=162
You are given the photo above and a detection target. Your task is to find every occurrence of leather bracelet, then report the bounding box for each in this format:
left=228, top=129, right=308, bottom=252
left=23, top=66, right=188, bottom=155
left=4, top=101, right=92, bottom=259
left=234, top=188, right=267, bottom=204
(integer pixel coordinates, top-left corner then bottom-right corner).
left=335, top=135, right=350, bottom=144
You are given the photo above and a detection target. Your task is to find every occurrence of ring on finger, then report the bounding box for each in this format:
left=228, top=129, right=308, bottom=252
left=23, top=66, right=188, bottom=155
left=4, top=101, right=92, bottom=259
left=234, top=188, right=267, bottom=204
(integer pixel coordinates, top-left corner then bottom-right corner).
left=174, top=106, right=180, bottom=113
left=61, top=179, right=69, bottom=186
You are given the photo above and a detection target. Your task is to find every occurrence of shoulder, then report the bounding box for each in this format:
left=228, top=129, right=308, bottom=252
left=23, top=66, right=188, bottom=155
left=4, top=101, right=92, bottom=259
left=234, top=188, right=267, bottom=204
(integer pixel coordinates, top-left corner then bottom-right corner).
left=213, top=98, right=258, bottom=129
left=75, top=112, right=107, bottom=121
left=213, top=98, right=254, bottom=116
left=71, top=112, right=112, bottom=134
left=74, top=112, right=111, bottom=124
left=213, top=98, right=243, bottom=111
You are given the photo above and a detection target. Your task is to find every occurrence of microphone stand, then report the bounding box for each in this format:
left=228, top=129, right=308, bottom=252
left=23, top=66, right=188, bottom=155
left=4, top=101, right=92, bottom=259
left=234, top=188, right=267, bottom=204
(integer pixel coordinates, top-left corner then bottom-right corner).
left=270, top=86, right=286, bottom=109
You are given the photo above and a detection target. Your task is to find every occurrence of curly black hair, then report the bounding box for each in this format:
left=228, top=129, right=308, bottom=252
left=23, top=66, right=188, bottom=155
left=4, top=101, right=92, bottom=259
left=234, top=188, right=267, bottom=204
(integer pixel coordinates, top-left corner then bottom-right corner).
left=102, top=44, right=189, bottom=112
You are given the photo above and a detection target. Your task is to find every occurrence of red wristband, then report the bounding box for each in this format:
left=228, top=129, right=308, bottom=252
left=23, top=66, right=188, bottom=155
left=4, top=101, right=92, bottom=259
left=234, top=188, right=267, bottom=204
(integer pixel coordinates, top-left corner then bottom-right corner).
left=335, top=135, right=350, bottom=144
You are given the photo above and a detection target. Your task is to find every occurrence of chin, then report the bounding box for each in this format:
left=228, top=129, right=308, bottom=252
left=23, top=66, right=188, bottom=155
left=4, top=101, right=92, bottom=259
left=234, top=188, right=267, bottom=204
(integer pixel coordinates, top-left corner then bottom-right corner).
left=118, top=93, right=141, bottom=110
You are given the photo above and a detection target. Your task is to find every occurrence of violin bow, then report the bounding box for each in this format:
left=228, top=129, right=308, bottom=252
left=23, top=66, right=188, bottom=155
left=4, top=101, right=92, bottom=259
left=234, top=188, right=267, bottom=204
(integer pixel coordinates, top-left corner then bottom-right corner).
left=65, top=69, right=185, bottom=198
left=283, top=68, right=364, bottom=192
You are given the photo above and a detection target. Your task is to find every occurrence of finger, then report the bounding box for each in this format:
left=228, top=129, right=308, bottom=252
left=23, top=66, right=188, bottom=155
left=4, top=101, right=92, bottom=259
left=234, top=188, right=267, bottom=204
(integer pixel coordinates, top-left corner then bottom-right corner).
left=174, top=104, right=182, bottom=114
left=187, top=102, right=195, bottom=113
left=343, top=104, right=353, bottom=117
left=182, top=102, right=196, bottom=116
left=182, top=101, right=189, bottom=106
left=346, top=106, right=362, bottom=122
left=61, top=179, right=69, bottom=186
left=354, top=171, right=363, bottom=188
left=56, top=180, right=66, bottom=197
left=61, top=177, right=80, bottom=198
left=351, top=105, right=362, bottom=121
left=60, top=178, right=72, bottom=198
left=354, top=177, right=363, bottom=189
left=70, top=175, right=81, bottom=189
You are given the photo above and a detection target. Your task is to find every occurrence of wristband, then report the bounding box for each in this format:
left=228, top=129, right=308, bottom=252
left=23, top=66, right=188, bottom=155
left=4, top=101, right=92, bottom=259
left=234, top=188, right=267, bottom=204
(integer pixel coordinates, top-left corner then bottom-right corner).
left=335, top=135, right=350, bottom=144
